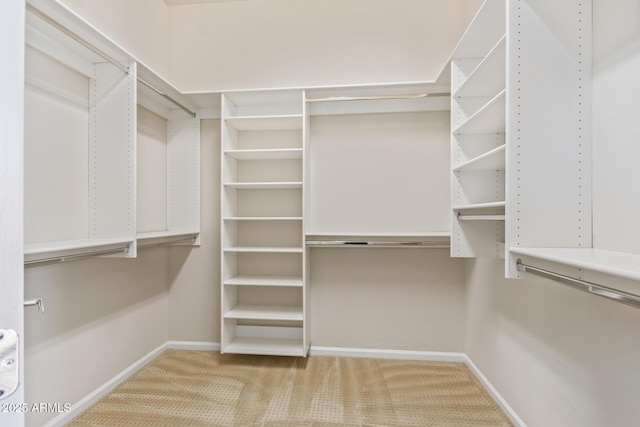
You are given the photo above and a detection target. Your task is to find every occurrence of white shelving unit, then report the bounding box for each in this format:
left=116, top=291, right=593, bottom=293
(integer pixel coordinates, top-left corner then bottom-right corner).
left=136, top=63, right=200, bottom=249
left=220, top=90, right=309, bottom=357
left=23, top=0, right=202, bottom=263
left=450, top=0, right=506, bottom=258
left=24, top=1, right=137, bottom=264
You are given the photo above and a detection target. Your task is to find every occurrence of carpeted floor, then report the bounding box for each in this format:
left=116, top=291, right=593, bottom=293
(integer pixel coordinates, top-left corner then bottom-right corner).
left=67, top=349, right=513, bottom=426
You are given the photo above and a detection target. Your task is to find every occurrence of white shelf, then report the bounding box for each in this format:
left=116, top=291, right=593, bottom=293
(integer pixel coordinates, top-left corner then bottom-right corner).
left=224, top=305, right=303, bottom=321
left=224, top=115, right=303, bottom=131
left=224, top=217, right=303, bottom=221
left=453, top=89, right=506, bottom=135
left=224, top=337, right=304, bottom=357
left=453, top=201, right=506, bottom=212
left=510, top=247, right=640, bottom=284
left=223, top=182, right=303, bottom=190
left=223, top=275, right=303, bottom=287
left=224, top=148, right=303, bottom=160
left=224, top=246, right=303, bottom=253
left=453, top=145, right=506, bottom=172
left=454, top=35, right=506, bottom=99
left=24, top=238, right=133, bottom=264
left=136, top=231, right=199, bottom=247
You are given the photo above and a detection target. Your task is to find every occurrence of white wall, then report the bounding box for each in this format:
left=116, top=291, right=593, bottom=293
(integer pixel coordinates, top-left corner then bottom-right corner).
left=59, top=0, right=170, bottom=78
left=311, top=249, right=466, bottom=352
left=24, top=250, right=170, bottom=427
left=465, top=258, right=640, bottom=427
left=168, top=0, right=481, bottom=91
left=168, top=119, right=220, bottom=342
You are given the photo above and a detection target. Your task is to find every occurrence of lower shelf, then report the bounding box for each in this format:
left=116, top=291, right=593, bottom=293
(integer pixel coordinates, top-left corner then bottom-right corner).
left=223, top=337, right=306, bottom=357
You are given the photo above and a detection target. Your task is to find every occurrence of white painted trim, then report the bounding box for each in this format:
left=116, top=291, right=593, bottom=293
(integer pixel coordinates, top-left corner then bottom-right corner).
left=43, top=343, right=167, bottom=427
left=464, top=355, right=527, bottom=427
left=309, top=346, right=466, bottom=362
left=166, top=340, right=221, bottom=351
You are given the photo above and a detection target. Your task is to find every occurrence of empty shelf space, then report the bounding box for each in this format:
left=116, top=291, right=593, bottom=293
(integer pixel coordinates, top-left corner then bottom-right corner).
left=224, top=337, right=304, bottom=357
left=453, top=144, right=506, bottom=172
left=24, top=238, right=133, bottom=264
left=223, top=216, right=303, bottom=221
left=454, top=35, right=506, bottom=99
left=224, top=305, right=303, bottom=321
left=510, top=247, right=640, bottom=284
left=224, top=115, right=303, bottom=131
left=224, top=148, right=303, bottom=160
left=224, top=275, right=303, bottom=287
left=223, top=182, right=303, bottom=190
left=224, top=246, right=303, bottom=253
left=453, top=89, right=505, bottom=135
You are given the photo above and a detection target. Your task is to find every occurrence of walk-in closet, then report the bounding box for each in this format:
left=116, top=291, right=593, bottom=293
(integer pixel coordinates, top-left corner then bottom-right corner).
left=1, top=0, right=639, bottom=426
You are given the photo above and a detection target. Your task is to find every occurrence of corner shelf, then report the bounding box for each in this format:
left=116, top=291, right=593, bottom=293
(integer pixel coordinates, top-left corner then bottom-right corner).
left=453, top=89, right=506, bottom=135
left=136, top=231, right=199, bottom=248
left=453, top=144, right=505, bottom=172
left=453, top=35, right=506, bottom=99
left=224, top=246, right=303, bottom=254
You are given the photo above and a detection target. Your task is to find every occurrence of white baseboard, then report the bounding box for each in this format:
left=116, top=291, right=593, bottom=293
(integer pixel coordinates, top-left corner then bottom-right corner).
left=47, top=341, right=523, bottom=427
left=310, top=345, right=466, bottom=362
left=464, top=355, right=527, bottom=427
left=44, top=343, right=167, bottom=427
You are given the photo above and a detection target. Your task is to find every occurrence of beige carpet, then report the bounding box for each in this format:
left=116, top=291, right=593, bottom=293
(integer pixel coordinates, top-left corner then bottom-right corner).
left=67, top=349, right=513, bottom=426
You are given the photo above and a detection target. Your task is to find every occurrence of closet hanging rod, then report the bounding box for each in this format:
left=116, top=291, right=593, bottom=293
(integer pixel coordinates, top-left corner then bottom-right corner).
left=516, top=261, right=640, bottom=309
left=306, top=241, right=450, bottom=248
left=26, top=3, right=129, bottom=75
left=24, top=247, right=129, bottom=267
left=137, top=78, right=197, bottom=118
left=306, top=93, right=450, bottom=103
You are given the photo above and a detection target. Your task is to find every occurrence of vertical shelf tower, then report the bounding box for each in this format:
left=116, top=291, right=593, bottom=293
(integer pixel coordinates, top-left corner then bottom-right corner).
left=450, top=0, right=507, bottom=259
left=220, top=90, right=309, bottom=356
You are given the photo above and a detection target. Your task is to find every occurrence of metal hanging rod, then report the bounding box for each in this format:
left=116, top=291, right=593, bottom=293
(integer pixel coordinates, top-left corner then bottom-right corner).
left=24, top=247, right=129, bottom=267
left=306, top=240, right=450, bottom=248
left=306, top=93, right=451, bottom=103
left=457, top=213, right=506, bottom=221
left=137, top=78, right=197, bottom=118
left=26, top=3, right=129, bottom=74
left=516, top=261, right=640, bottom=309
